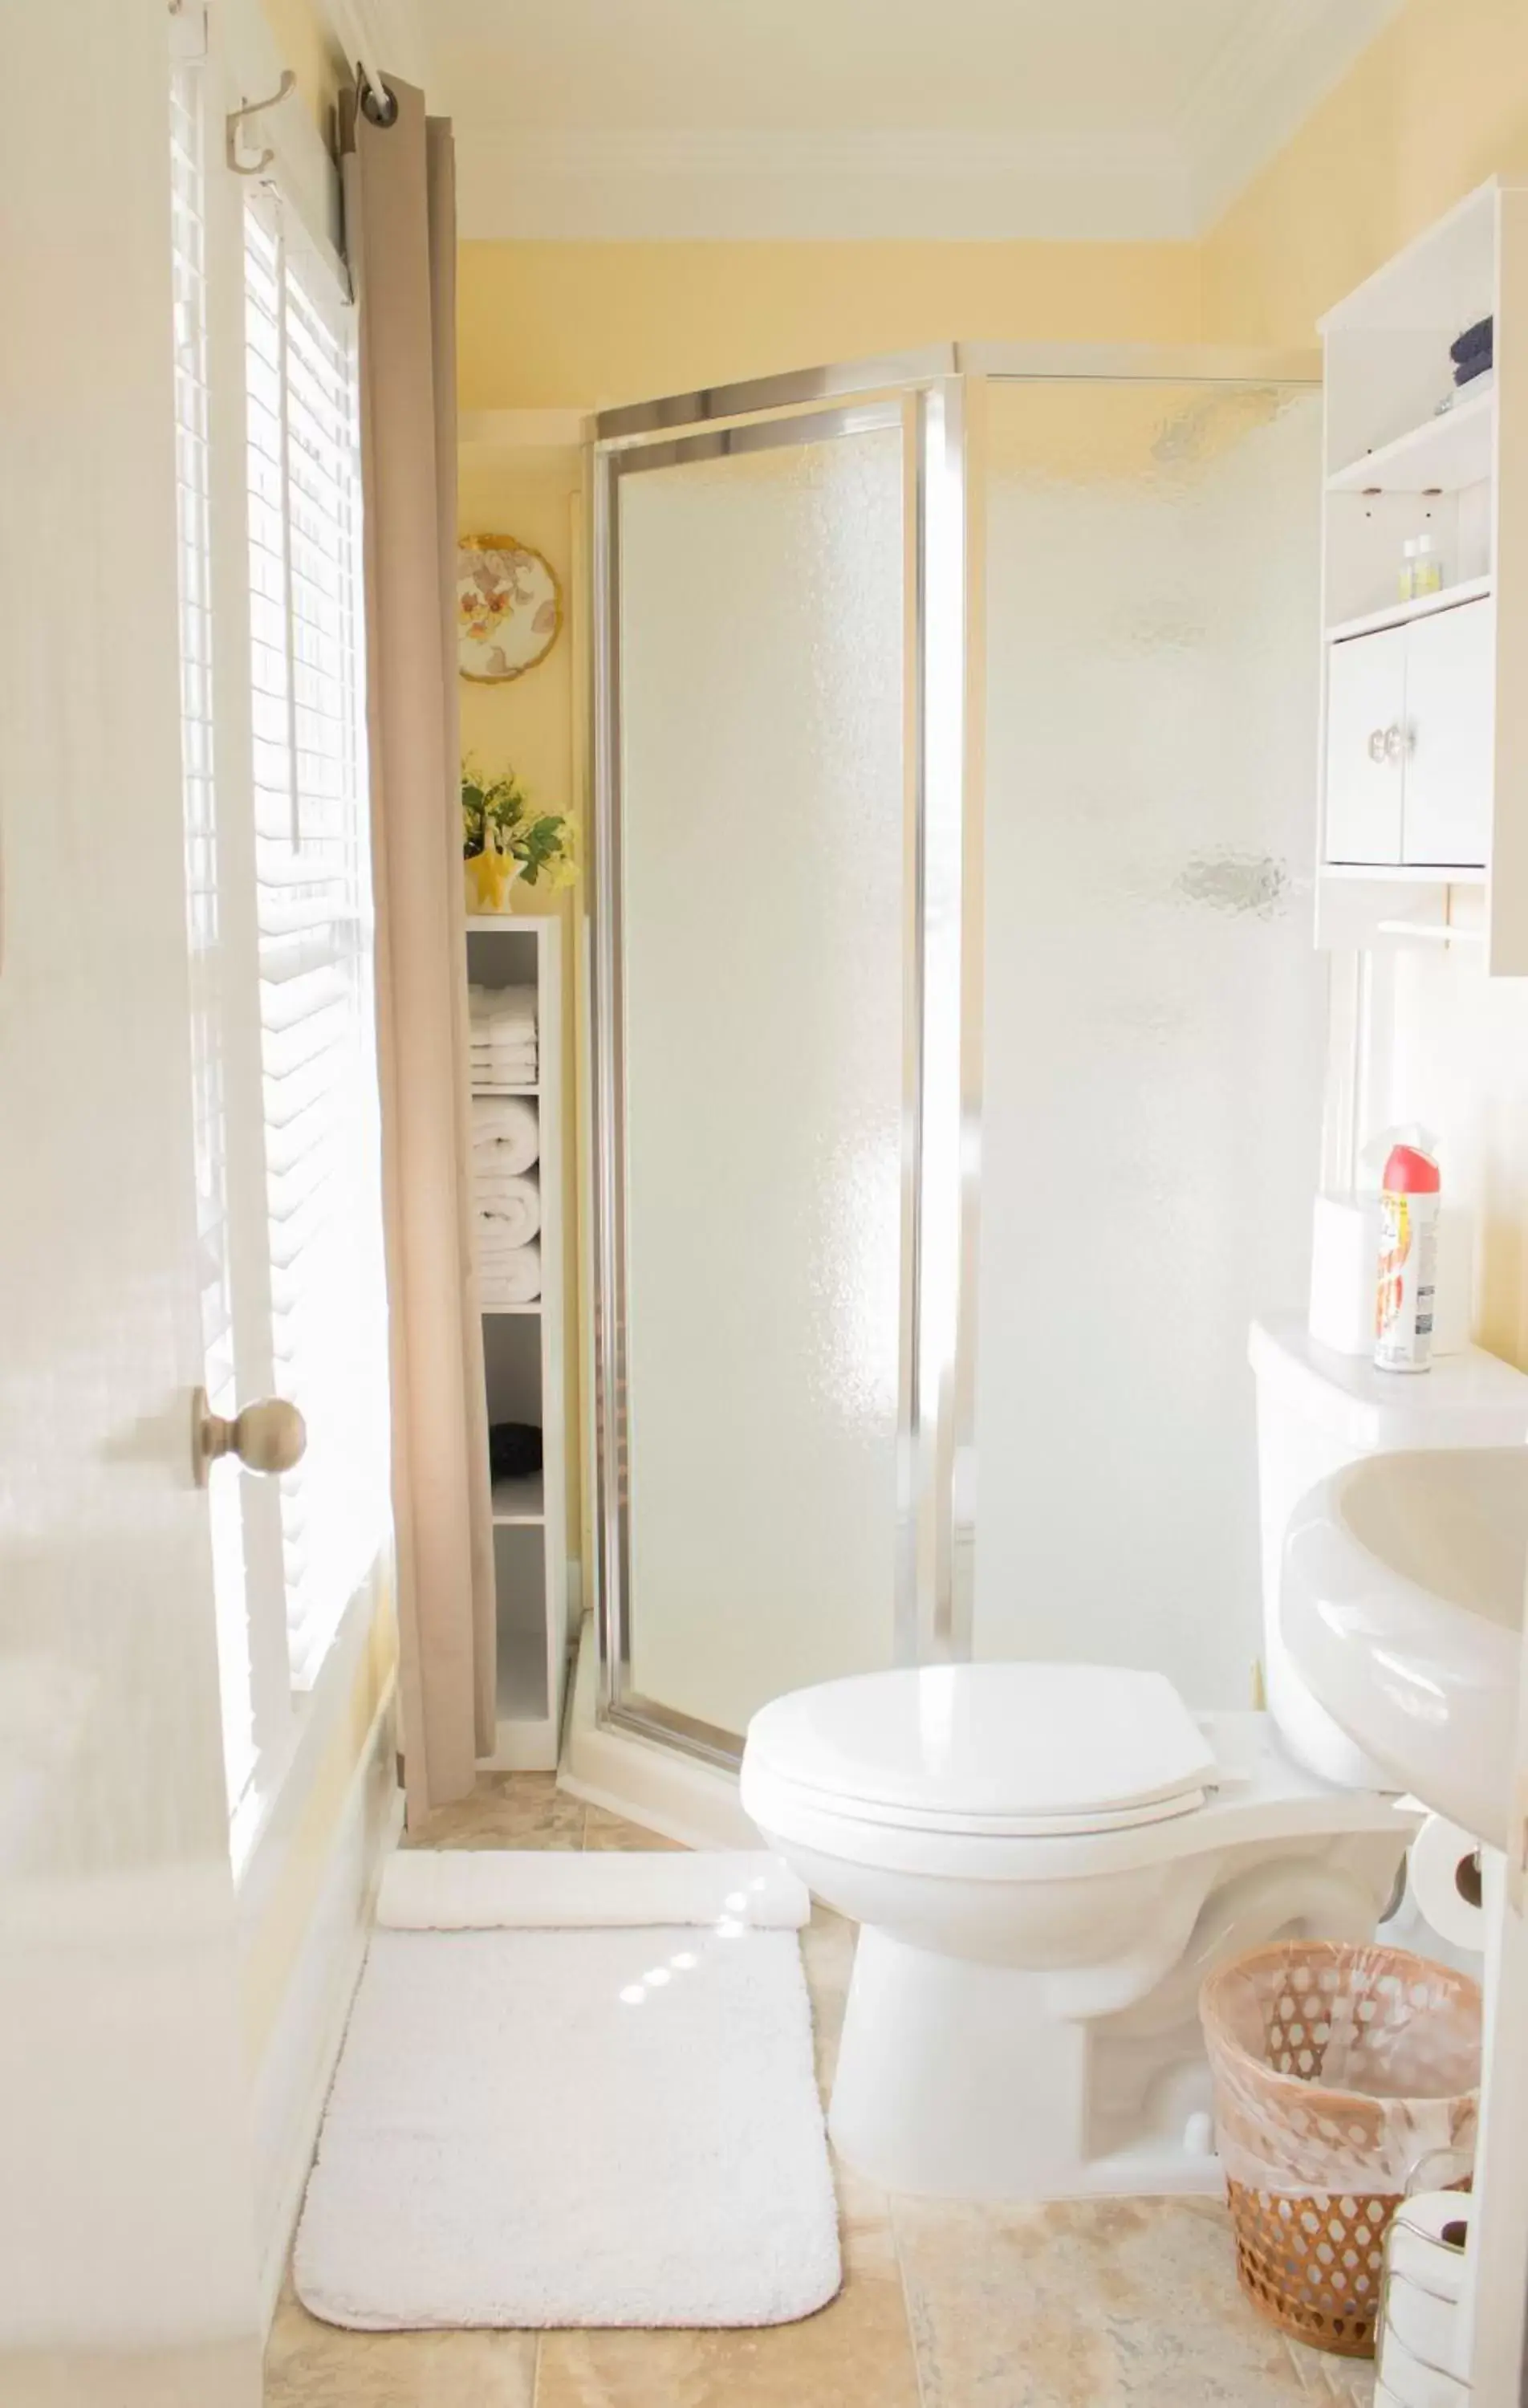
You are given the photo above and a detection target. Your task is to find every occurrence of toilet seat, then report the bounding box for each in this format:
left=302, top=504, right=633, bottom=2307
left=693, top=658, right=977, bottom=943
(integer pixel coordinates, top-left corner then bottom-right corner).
left=745, top=1662, right=1220, bottom=1839
left=740, top=1693, right=1410, bottom=1886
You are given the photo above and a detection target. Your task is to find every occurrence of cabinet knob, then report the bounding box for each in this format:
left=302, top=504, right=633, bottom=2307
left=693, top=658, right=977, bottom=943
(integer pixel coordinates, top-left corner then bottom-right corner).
left=1367, top=726, right=1388, bottom=763
left=192, top=1387, right=307, bottom=1485
left=1384, top=722, right=1408, bottom=763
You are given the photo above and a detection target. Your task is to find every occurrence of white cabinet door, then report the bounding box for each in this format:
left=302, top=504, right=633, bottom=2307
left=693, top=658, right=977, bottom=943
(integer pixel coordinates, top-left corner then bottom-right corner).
left=1325, top=623, right=1407, bottom=863
left=1401, top=596, right=1495, bottom=866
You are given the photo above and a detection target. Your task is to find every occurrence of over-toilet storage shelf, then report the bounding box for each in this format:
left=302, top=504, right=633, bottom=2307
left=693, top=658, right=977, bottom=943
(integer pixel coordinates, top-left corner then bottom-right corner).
left=1315, top=177, right=1528, bottom=973
left=465, top=911, right=569, bottom=1768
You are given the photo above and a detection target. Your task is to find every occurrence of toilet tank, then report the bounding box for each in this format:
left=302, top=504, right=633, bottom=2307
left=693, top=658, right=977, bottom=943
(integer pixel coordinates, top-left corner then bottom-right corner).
left=1250, top=1315, right=1528, bottom=1790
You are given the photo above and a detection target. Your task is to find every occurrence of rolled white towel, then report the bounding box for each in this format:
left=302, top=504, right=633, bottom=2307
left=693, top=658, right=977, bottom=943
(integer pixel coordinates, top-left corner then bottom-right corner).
left=378, top=1849, right=811, bottom=1931
left=475, top=1136, right=541, bottom=1178
left=477, top=1205, right=534, bottom=1226
left=470, top=1094, right=538, bottom=1172
left=476, top=1178, right=540, bottom=1251
left=479, top=1242, right=541, bottom=1304
left=468, top=982, right=537, bottom=1037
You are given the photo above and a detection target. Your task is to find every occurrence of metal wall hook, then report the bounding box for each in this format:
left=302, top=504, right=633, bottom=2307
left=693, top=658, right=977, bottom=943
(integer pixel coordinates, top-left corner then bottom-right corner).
left=226, top=69, right=297, bottom=177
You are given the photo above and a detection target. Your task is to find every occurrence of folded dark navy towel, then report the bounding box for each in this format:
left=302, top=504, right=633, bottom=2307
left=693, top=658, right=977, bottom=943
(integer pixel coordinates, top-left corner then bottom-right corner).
left=1455, top=352, right=1493, bottom=388
left=490, top=1420, right=543, bottom=1480
left=1451, top=315, right=1493, bottom=366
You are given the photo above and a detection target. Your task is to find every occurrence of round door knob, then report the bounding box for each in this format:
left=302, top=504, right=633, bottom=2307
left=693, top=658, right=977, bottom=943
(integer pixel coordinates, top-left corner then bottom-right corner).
left=193, top=1388, right=307, bottom=1485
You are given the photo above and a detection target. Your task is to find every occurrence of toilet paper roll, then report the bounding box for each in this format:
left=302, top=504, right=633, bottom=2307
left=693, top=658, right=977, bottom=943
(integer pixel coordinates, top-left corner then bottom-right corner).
left=1408, top=1813, right=1485, bottom=1953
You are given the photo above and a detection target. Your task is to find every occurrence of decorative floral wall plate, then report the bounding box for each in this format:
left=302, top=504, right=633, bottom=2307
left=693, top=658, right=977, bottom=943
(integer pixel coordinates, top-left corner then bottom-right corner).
left=457, top=535, right=562, bottom=682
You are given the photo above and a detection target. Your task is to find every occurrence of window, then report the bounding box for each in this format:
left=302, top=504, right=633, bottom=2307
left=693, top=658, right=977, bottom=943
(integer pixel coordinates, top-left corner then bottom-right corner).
left=169, top=28, right=392, bottom=1827
left=242, top=187, right=390, bottom=1693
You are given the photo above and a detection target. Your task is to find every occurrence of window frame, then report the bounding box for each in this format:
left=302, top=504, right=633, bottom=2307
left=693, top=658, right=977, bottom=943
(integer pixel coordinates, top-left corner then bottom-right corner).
left=169, top=1, right=392, bottom=1871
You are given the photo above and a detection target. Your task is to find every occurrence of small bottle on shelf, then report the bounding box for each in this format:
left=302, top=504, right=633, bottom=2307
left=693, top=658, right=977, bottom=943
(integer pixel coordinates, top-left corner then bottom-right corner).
left=1399, top=531, right=1445, bottom=603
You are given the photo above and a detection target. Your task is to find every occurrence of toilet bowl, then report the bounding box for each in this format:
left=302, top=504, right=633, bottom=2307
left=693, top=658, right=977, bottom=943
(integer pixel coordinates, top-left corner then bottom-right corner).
left=740, top=1664, right=1412, bottom=2200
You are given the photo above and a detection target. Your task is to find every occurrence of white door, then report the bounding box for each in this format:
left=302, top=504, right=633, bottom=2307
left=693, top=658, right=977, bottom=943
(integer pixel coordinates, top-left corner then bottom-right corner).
left=1400, top=596, right=1494, bottom=868
left=1325, top=622, right=1407, bottom=864
left=0, top=5, right=263, bottom=2402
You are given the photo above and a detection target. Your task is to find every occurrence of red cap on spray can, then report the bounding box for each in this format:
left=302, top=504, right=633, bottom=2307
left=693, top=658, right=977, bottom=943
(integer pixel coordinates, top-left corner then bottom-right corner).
left=1382, top=1144, right=1441, bottom=1195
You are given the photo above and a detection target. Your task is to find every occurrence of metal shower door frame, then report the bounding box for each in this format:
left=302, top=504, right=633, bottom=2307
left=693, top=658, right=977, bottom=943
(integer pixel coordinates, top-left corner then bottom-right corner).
left=588, top=346, right=975, bottom=1764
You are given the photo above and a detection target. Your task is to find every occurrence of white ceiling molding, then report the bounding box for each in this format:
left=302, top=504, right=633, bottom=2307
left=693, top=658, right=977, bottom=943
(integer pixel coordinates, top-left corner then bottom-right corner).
left=453, top=127, right=1197, bottom=245
left=318, top=0, right=428, bottom=94
left=441, top=0, right=1407, bottom=243
left=1177, top=0, right=1408, bottom=230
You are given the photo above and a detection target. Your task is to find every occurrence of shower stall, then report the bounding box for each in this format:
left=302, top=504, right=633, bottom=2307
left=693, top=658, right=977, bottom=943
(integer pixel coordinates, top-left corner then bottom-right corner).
left=587, top=344, right=1325, bottom=1771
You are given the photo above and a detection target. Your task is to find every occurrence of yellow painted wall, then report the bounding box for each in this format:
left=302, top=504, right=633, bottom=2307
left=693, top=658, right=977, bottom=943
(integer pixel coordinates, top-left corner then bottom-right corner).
left=457, top=238, right=1204, bottom=409
left=258, top=0, right=345, bottom=129
left=1204, top=0, right=1528, bottom=345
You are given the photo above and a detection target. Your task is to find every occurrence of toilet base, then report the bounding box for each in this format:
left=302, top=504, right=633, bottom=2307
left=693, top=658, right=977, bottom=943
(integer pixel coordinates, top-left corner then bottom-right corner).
left=828, top=1926, right=1226, bottom=2202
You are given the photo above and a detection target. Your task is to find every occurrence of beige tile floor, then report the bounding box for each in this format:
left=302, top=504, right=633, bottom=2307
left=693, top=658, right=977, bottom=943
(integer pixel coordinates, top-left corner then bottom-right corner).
left=266, top=1774, right=1375, bottom=2408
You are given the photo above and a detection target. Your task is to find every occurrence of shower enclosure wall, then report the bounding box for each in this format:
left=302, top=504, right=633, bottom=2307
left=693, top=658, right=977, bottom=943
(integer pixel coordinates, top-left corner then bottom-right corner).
left=588, top=345, right=1324, bottom=1767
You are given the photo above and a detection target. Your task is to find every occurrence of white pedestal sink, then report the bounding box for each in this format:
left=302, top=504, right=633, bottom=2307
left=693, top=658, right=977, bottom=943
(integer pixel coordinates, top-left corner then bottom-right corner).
left=1282, top=1448, right=1528, bottom=1849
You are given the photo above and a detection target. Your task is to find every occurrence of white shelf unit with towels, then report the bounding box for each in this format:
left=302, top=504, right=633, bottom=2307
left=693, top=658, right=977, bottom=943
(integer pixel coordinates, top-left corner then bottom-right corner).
left=1315, top=177, right=1528, bottom=972
left=465, top=911, right=569, bottom=1769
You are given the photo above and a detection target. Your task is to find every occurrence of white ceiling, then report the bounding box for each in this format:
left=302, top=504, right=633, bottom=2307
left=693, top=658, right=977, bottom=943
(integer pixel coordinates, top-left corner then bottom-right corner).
left=421, top=0, right=1403, bottom=242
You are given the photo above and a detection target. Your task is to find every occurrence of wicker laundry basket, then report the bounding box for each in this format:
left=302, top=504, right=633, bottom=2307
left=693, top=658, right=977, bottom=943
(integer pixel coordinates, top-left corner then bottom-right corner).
left=1200, top=1941, right=1481, bottom=2358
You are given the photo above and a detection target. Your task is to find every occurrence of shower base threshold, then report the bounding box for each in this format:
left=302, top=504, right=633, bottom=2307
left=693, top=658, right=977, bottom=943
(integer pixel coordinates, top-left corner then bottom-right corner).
left=557, top=1615, right=759, bottom=1852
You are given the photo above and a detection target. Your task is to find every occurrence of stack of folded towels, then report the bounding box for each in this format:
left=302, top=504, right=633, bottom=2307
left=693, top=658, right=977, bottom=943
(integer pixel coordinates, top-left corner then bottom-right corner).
left=1449, top=314, right=1493, bottom=390
left=471, top=1093, right=542, bottom=1306
left=469, top=983, right=538, bottom=1091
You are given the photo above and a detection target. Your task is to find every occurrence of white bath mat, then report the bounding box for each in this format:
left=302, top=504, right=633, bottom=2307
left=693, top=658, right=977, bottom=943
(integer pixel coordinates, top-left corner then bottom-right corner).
left=294, top=1861, right=840, bottom=2329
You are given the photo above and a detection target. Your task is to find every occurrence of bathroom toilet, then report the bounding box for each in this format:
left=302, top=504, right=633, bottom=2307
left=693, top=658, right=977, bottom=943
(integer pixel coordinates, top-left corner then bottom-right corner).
left=738, top=1316, right=1528, bottom=2203
left=742, top=1672, right=1407, bottom=2199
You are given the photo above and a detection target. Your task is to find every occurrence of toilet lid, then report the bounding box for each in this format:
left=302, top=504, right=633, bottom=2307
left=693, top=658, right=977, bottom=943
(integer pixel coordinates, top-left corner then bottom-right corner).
left=744, top=1664, right=1219, bottom=1835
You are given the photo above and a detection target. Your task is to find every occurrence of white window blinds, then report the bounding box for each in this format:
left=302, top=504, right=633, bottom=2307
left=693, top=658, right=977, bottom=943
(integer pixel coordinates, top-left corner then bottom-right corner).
left=242, top=187, right=390, bottom=1691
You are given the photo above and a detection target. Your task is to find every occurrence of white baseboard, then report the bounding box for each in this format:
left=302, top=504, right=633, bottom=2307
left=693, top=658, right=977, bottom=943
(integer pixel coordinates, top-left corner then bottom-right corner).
left=558, top=1614, right=759, bottom=1851
left=247, top=1684, right=401, bottom=2330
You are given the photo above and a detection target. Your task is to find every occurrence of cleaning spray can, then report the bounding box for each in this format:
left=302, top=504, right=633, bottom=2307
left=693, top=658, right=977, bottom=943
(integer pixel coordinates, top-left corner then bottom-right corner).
left=1375, top=1142, right=1441, bottom=1373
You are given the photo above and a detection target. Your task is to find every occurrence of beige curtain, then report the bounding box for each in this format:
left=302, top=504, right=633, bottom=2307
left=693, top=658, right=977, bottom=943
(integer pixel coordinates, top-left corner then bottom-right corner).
left=341, top=78, right=495, bottom=1820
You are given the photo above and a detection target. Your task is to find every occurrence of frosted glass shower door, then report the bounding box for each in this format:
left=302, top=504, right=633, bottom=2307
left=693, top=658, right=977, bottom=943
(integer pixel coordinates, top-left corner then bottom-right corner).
left=973, top=380, right=1324, bottom=1705
left=605, top=413, right=908, bottom=1743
